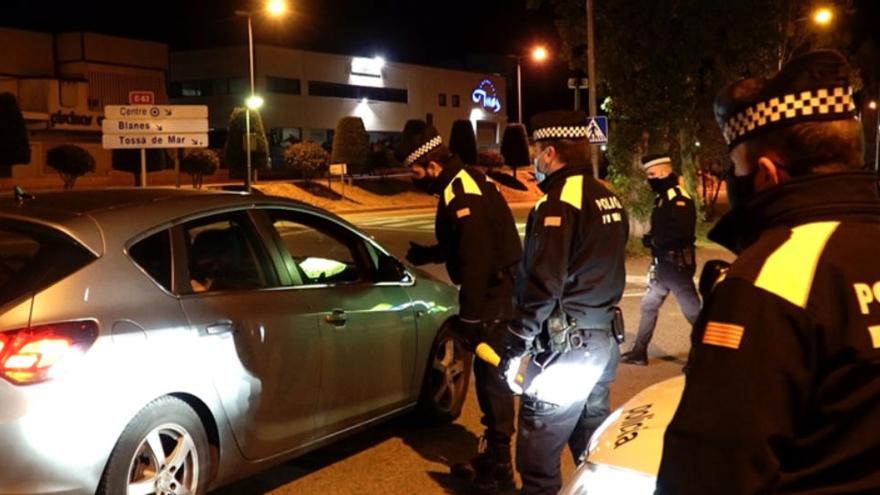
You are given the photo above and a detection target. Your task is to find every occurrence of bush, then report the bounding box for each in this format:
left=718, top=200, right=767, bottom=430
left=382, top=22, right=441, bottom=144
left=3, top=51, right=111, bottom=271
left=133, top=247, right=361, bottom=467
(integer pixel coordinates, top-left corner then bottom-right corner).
left=46, top=145, right=95, bottom=189
left=285, top=140, right=330, bottom=182
left=477, top=150, right=505, bottom=171
left=331, top=116, right=369, bottom=167
left=112, top=149, right=171, bottom=186
left=449, top=120, right=478, bottom=165
left=500, top=124, right=530, bottom=176
left=0, top=92, right=31, bottom=178
left=222, top=107, right=269, bottom=179
left=181, top=148, right=219, bottom=189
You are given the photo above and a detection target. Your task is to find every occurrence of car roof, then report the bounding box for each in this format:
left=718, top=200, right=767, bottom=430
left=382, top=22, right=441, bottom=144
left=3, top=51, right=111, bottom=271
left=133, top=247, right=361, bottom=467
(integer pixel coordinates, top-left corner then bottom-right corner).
left=0, top=188, right=352, bottom=254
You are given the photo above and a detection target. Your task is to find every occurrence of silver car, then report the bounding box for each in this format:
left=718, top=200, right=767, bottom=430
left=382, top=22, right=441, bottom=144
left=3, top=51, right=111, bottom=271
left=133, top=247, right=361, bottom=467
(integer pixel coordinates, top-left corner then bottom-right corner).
left=0, top=188, right=470, bottom=495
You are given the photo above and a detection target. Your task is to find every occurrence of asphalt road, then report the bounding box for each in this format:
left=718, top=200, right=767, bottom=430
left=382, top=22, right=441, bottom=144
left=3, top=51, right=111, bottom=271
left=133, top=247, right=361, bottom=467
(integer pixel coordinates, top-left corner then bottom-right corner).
left=214, top=205, right=734, bottom=495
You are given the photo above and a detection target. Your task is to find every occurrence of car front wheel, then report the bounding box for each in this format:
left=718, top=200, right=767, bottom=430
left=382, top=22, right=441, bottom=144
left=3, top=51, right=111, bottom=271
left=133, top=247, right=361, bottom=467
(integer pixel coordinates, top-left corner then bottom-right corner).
left=98, top=396, right=212, bottom=495
left=418, top=323, right=473, bottom=423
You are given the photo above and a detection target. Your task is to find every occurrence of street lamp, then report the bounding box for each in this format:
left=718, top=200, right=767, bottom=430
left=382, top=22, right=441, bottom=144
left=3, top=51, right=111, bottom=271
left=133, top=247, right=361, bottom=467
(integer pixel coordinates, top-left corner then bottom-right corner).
left=813, top=7, right=834, bottom=26
left=511, top=46, right=549, bottom=124
left=235, top=0, right=289, bottom=192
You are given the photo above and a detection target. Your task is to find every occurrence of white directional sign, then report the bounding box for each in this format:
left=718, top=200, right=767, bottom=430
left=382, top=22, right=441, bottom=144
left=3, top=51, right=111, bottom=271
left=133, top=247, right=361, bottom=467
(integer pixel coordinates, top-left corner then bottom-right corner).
left=102, top=133, right=208, bottom=149
left=102, top=119, right=208, bottom=134
left=104, top=105, right=208, bottom=120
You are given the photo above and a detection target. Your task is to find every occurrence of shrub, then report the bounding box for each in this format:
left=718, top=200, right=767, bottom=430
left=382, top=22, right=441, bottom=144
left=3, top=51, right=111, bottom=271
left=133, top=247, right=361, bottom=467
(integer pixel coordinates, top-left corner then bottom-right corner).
left=46, top=145, right=95, bottom=189
left=181, top=148, right=219, bottom=189
left=285, top=140, right=330, bottom=182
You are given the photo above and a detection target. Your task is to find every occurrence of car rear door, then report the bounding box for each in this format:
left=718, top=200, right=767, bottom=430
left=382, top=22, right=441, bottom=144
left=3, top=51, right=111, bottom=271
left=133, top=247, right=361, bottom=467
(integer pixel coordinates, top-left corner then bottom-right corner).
left=174, top=209, right=322, bottom=461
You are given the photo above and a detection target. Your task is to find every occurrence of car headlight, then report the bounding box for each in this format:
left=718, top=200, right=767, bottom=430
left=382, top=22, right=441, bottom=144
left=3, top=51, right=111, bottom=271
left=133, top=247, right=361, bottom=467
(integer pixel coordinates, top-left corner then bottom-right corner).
left=559, top=462, right=656, bottom=495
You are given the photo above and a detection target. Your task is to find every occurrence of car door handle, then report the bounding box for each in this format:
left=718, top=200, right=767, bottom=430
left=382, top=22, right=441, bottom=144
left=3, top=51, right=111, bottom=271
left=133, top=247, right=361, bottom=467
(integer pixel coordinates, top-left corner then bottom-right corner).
left=325, top=309, right=347, bottom=327
left=206, top=319, right=235, bottom=335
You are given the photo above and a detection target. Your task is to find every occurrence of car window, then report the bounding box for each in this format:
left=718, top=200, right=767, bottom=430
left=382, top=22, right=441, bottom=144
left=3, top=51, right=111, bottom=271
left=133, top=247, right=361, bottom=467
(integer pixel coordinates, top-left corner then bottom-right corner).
left=128, top=229, right=172, bottom=292
left=182, top=212, right=276, bottom=293
left=0, top=220, right=96, bottom=308
left=267, top=211, right=370, bottom=286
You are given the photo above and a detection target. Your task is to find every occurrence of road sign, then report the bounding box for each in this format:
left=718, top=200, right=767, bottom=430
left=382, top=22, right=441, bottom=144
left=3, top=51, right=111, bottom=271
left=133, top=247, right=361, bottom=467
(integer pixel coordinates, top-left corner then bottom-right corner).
left=586, top=116, right=608, bottom=144
left=102, top=133, right=208, bottom=149
left=568, top=77, right=589, bottom=89
left=329, top=164, right=348, bottom=176
left=128, top=91, right=155, bottom=105
left=104, top=105, right=208, bottom=120
left=102, top=119, right=208, bottom=134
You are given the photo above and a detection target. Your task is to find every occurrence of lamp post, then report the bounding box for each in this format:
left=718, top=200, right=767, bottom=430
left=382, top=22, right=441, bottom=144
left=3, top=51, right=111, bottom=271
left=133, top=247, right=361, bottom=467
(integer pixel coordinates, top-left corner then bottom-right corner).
left=586, top=0, right=599, bottom=178
left=780, top=5, right=837, bottom=68
left=235, top=0, right=288, bottom=192
left=871, top=97, right=880, bottom=171
left=510, top=46, right=549, bottom=124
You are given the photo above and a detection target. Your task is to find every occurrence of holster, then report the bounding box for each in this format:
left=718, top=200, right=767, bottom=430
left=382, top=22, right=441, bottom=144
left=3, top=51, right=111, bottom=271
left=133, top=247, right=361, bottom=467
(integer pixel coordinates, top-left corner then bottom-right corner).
left=611, top=306, right=625, bottom=344
left=656, top=246, right=696, bottom=272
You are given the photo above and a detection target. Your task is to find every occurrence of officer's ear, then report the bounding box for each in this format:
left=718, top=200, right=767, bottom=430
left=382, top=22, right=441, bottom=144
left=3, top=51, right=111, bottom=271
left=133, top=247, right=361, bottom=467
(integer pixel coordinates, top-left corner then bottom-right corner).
left=426, top=160, right=444, bottom=178
left=756, top=156, right=790, bottom=190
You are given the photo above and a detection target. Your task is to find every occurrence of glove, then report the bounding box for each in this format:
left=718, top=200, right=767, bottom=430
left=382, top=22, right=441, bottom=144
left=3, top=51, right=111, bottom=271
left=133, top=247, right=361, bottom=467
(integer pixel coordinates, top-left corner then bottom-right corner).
left=406, top=241, right=438, bottom=266
left=641, top=233, right=653, bottom=248
left=450, top=316, right=482, bottom=353
left=498, top=328, right=533, bottom=394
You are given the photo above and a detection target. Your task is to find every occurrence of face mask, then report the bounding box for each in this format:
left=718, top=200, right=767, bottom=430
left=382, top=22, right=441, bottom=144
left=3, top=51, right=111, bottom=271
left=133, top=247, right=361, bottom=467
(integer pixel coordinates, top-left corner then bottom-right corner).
left=533, top=150, right=549, bottom=184
left=725, top=170, right=756, bottom=210
left=648, top=173, right=678, bottom=194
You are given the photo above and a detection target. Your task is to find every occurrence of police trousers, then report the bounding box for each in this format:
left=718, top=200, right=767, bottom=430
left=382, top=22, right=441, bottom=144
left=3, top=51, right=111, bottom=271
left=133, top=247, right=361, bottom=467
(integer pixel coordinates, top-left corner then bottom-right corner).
left=633, top=261, right=701, bottom=354
left=516, top=331, right=619, bottom=495
left=474, top=321, right=516, bottom=455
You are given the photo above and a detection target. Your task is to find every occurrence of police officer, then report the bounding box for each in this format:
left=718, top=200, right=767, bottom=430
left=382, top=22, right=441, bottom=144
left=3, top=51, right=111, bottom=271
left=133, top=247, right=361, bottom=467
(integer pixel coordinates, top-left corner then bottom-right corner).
left=621, top=154, right=700, bottom=365
left=497, top=110, right=629, bottom=495
left=656, top=50, right=880, bottom=493
left=397, top=121, right=522, bottom=492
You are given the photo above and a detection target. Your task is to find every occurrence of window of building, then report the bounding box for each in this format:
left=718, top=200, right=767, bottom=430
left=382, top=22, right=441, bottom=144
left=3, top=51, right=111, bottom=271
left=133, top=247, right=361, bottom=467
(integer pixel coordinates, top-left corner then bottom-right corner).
left=266, top=77, right=302, bottom=95
left=439, top=93, right=447, bottom=107
left=452, top=94, right=461, bottom=108
left=228, top=77, right=249, bottom=95
left=307, top=81, right=408, bottom=103
left=169, top=80, right=214, bottom=98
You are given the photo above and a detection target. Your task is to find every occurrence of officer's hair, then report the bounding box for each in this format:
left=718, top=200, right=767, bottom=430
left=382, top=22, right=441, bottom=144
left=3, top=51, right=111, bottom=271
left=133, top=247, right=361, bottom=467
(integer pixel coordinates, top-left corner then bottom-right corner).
left=413, top=144, right=454, bottom=168
left=539, top=138, right=591, bottom=166
left=743, top=118, right=865, bottom=175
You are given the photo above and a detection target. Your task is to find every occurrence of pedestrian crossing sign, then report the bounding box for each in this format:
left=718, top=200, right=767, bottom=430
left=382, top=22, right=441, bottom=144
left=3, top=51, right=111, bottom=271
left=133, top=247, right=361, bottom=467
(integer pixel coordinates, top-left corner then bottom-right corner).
left=586, top=116, right=608, bottom=144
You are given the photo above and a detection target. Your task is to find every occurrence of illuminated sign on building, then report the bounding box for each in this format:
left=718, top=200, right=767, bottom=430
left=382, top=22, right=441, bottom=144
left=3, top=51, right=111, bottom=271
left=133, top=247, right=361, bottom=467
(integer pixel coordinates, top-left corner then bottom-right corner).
left=471, top=80, right=502, bottom=113
left=351, top=57, right=385, bottom=78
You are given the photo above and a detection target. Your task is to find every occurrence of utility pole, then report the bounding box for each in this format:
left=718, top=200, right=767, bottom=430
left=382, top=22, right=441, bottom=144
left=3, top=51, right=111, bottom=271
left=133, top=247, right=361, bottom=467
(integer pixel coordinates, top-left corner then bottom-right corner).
left=586, top=0, right=600, bottom=178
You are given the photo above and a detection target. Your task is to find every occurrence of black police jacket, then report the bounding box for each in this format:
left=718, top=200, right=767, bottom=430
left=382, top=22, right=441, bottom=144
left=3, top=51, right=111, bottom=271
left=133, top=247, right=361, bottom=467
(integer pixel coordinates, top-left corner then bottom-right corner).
left=657, top=171, right=880, bottom=494
left=432, top=160, right=522, bottom=322
left=510, top=165, right=629, bottom=338
left=648, top=182, right=696, bottom=253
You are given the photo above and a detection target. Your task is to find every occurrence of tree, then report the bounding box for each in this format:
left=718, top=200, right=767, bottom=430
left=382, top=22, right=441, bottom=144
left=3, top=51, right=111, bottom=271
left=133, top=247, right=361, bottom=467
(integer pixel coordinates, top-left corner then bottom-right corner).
left=112, top=149, right=171, bottom=186
left=331, top=116, right=369, bottom=170
left=285, top=140, right=330, bottom=183
left=500, top=124, right=531, bottom=177
left=449, top=120, right=478, bottom=165
left=46, top=145, right=95, bottom=189
left=181, top=148, right=219, bottom=189
left=222, top=107, right=269, bottom=179
left=0, top=92, right=31, bottom=178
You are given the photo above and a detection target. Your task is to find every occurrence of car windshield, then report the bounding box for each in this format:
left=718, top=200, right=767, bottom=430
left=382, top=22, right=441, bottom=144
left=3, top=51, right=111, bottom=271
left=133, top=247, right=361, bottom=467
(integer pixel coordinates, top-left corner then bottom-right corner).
left=0, top=220, right=96, bottom=309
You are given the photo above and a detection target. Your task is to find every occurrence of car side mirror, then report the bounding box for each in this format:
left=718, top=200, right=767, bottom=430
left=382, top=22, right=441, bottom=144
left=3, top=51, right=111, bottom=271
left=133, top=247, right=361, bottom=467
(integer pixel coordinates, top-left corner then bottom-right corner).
left=377, top=255, right=411, bottom=284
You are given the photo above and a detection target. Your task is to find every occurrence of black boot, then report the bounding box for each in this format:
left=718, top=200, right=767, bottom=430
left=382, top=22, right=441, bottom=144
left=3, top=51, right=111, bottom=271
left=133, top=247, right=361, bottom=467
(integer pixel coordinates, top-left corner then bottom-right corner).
left=451, top=438, right=515, bottom=492
left=621, top=348, right=648, bottom=366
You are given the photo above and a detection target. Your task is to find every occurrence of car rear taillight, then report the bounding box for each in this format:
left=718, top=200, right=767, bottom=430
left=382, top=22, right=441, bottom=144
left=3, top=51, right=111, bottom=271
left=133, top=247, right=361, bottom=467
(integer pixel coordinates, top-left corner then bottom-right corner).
left=0, top=321, right=98, bottom=385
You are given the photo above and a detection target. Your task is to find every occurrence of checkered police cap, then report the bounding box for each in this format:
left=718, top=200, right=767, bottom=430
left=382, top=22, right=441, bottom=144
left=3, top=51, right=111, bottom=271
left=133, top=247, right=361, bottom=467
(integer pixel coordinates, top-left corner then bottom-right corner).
left=531, top=110, right=589, bottom=142
left=396, top=120, right=444, bottom=166
left=715, top=50, right=857, bottom=148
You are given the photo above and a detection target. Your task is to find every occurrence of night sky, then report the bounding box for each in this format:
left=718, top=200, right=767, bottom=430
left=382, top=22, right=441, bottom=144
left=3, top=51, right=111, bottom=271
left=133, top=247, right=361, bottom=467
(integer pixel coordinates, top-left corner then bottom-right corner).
left=4, top=0, right=879, bottom=123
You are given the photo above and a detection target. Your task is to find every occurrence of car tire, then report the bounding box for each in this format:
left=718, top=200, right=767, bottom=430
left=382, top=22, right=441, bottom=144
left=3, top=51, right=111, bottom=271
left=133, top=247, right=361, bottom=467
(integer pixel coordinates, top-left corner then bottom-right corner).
left=97, top=396, right=212, bottom=495
left=417, top=322, right=473, bottom=424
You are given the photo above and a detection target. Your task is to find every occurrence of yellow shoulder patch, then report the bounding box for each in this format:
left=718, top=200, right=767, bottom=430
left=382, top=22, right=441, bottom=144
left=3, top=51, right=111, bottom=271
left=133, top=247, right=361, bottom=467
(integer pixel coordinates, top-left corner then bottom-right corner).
left=534, top=194, right=549, bottom=211
left=444, top=169, right=483, bottom=205
left=754, top=221, right=840, bottom=308
left=702, top=321, right=745, bottom=349
left=561, top=175, right=583, bottom=210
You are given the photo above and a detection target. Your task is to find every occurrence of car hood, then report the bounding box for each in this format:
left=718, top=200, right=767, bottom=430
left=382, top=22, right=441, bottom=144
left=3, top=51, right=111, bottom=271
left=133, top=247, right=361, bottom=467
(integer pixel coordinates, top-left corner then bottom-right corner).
left=587, top=375, right=685, bottom=476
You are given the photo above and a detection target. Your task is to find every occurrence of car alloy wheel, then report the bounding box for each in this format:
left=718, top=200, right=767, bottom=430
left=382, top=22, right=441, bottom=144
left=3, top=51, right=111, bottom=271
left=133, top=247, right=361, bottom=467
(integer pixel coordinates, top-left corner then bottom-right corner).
left=126, top=423, right=200, bottom=495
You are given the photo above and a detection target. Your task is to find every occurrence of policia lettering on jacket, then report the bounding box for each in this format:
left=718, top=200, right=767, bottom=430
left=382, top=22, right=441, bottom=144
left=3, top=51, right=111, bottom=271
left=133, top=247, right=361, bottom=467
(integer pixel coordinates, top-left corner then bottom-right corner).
left=656, top=50, right=880, bottom=494
left=497, top=110, right=629, bottom=495
left=396, top=121, right=522, bottom=492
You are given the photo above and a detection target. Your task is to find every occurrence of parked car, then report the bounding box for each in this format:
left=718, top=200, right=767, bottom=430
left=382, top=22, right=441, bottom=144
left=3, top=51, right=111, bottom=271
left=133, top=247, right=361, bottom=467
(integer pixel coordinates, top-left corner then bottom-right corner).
left=559, top=375, right=685, bottom=495
left=0, top=188, right=469, bottom=495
